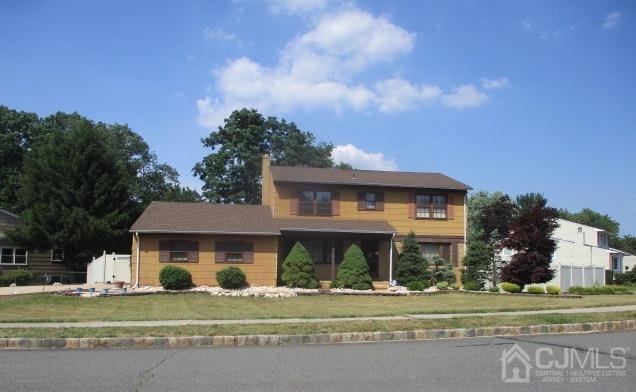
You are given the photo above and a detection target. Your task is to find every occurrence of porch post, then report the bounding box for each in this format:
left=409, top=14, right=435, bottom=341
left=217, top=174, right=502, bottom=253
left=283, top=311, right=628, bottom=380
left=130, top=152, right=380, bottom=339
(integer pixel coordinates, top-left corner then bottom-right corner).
left=389, top=233, right=394, bottom=283
left=330, top=237, right=336, bottom=282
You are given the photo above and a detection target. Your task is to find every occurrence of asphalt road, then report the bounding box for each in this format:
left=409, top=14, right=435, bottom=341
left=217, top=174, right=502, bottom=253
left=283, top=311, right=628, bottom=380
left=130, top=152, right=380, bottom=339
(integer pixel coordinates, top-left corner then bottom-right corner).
left=0, top=331, right=634, bottom=392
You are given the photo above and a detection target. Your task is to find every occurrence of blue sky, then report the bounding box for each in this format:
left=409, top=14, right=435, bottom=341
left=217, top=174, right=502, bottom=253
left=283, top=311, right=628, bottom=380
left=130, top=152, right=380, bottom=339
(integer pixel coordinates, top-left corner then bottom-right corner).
left=1, top=0, right=635, bottom=234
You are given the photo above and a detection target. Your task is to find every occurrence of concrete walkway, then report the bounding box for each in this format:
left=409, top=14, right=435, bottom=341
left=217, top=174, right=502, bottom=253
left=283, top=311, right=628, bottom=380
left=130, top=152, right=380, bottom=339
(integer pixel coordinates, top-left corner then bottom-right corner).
left=2, top=304, right=635, bottom=329
left=0, top=283, right=116, bottom=296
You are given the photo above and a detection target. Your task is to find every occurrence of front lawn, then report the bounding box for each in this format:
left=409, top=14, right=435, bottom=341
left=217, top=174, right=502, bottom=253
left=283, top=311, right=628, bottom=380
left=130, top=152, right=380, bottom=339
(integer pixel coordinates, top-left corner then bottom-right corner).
left=1, top=292, right=635, bottom=322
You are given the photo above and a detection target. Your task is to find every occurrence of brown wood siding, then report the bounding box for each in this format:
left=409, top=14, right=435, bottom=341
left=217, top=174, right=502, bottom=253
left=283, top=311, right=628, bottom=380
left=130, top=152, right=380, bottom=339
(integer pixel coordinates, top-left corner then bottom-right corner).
left=132, top=234, right=278, bottom=287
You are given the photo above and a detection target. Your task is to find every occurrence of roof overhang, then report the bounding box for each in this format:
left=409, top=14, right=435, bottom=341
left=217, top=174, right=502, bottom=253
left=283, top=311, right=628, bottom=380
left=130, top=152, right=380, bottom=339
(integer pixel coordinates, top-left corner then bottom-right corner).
left=279, top=227, right=395, bottom=235
left=272, top=179, right=471, bottom=191
left=130, top=230, right=280, bottom=236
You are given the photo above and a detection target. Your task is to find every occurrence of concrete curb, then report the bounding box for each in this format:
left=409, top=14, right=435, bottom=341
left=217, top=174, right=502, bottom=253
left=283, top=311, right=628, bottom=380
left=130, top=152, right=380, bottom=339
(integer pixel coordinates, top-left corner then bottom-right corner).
left=1, top=319, right=634, bottom=350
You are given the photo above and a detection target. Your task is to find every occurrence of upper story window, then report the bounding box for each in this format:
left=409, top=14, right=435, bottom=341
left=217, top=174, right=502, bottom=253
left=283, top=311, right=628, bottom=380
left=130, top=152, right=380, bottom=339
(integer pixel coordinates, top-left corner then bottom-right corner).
left=357, top=192, right=384, bottom=211
left=366, top=192, right=376, bottom=210
left=598, top=232, right=609, bottom=248
left=299, top=191, right=332, bottom=216
left=416, top=194, right=447, bottom=219
left=159, top=241, right=199, bottom=263
left=0, top=248, right=28, bottom=265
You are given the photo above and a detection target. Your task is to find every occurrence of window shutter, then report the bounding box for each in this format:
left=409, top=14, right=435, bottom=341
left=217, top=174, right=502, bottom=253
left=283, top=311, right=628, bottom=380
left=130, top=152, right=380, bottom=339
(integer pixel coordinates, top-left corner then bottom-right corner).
left=332, top=191, right=340, bottom=216
left=407, top=193, right=415, bottom=219
left=376, top=192, right=385, bottom=211
left=243, top=242, right=254, bottom=263
left=289, top=191, right=298, bottom=215
left=441, top=244, right=451, bottom=263
left=187, top=241, right=199, bottom=263
left=159, top=241, right=170, bottom=262
left=214, top=242, right=225, bottom=263
left=447, top=194, right=455, bottom=219
left=357, top=192, right=365, bottom=211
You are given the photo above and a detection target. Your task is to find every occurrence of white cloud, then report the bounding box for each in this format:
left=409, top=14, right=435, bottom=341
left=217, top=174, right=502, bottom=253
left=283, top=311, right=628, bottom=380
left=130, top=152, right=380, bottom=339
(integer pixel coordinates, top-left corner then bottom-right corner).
left=332, top=144, right=398, bottom=170
left=481, top=77, right=510, bottom=90
left=603, top=11, right=622, bottom=30
left=520, top=19, right=532, bottom=31
left=442, top=85, right=490, bottom=109
left=268, top=0, right=332, bottom=15
left=203, top=26, right=236, bottom=41
left=197, top=8, right=493, bottom=128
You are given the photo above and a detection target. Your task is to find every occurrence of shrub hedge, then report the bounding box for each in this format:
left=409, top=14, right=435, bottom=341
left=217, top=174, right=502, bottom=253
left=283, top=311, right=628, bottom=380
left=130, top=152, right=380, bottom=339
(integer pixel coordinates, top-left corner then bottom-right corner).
left=526, top=285, right=545, bottom=294
left=546, top=285, right=561, bottom=295
left=158, top=266, right=192, bottom=290
left=567, top=285, right=631, bottom=295
left=216, top=266, right=247, bottom=289
left=463, top=281, right=478, bottom=291
left=0, top=269, right=33, bottom=286
left=406, top=280, right=427, bottom=292
left=500, top=282, right=521, bottom=293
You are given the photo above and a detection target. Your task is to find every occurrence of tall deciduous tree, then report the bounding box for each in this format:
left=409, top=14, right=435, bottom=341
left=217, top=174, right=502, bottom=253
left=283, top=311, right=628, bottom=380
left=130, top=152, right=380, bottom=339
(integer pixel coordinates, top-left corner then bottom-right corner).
left=501, top=193, right=559, bottom=286
left=8, top=119, right=133, bottom=270
left=193, top=108, right=337, bottom=204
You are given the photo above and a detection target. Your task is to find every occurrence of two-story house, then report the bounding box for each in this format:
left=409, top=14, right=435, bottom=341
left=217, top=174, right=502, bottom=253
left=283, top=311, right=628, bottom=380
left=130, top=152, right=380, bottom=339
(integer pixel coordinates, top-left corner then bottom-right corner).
left=130, top=156, right=471, bottom=288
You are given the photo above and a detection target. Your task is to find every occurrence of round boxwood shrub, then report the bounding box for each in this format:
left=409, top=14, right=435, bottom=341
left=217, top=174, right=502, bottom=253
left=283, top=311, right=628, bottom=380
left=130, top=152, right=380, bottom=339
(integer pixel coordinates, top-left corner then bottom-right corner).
left=158, top=265, right=192, bottom=290
left=334, top=244, right=374, bottom=290
left=216, top=266, right=247, bottom=289
left=281, top=242, right=319, bottom=289
left=546, top=285, right=561, bottom=295
left=500, top=282, right=521, bottom=293
left=406, top=280, right=428, bottom=291
left=526, top=285, right=545, bottom=294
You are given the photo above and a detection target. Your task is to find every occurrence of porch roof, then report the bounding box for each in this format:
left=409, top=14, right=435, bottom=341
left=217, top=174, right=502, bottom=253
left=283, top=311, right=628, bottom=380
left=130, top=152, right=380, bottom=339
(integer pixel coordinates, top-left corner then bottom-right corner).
left=275, top=218, right=396, bottom=235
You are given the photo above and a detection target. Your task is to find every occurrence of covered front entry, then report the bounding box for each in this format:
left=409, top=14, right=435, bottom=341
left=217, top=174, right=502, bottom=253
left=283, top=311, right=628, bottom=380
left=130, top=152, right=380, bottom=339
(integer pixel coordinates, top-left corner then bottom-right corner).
left=278, top=231, right=394, bottom=283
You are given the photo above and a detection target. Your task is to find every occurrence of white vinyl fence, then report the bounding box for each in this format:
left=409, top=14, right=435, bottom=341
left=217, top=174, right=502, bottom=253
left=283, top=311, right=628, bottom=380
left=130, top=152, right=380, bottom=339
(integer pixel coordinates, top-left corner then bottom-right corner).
left=559, top=265, right=605, bottom=292
left=86, top=252, right=131, bottom=284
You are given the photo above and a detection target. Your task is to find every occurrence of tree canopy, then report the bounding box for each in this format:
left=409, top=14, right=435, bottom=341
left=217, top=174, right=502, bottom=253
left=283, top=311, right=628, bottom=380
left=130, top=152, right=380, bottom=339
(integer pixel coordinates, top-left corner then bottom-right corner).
left=558, top=208, right=620, bottom=234
left=193, top=108, right=341, bottom=204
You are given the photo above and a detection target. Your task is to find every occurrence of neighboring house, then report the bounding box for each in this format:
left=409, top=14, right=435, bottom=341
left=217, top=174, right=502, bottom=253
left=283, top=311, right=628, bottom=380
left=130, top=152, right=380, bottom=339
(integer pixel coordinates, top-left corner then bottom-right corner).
left=0, top=208, right=67, bottom=278
left=130, top=155, right=471, bottom=287
left=623, top=254, right=636, bottom=272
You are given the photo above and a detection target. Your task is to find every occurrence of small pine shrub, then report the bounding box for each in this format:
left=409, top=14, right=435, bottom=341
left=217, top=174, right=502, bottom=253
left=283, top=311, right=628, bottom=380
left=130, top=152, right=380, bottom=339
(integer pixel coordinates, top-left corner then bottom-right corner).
left=395, top=231, right=430, bottom=285
left=433, top=267, right=456, bottom=285
left=546, top=285, right=561, bottom=295
left=0, top=269, right=34, bottom=286
left=406, top=280, right=428, bottom=291
left=488, top=287, right=500, bottom=293
left=335, top=244, right=374, bottom=290
left=526, top=285, right=545, bottom=294
left=281, top=242, right=319, bottom=289
left=463, top=281, right=478, bottom=291
left=158, top=266, right=192, bottom=290
left=216, top=266, right=247, bottom=289
left=500, top=282, right=521, bottom=293
left=436, top=281, right=449, bottom=290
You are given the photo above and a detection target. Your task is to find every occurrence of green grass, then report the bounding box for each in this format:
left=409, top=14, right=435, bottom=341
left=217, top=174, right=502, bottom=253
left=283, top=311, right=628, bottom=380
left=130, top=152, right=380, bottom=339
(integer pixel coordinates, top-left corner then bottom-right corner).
left=1, top=292, right=636, bottom=322
left=1, top=311, right=634, bottom=339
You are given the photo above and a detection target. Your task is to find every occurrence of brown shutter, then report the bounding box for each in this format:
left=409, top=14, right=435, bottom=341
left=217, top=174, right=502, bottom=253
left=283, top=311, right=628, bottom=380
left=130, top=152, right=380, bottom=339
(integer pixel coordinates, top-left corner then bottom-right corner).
left=376, top=192, right=385, bottom=211
left=357, top=192, right=365, bottom=211
left=289, top=191, right=298, bottom=215
left=214, top=242, right=225, bottom=263
left=159, top=241, right=170, bottom=262
left=243, top=242, right=254, bottom=264
left=407, top=193, right=415, bottom=219
left=331, top=191, right=340, bottom=216
left=447, top=194, right=455, bottom=219
left=187, top=241, right=199, bottom=263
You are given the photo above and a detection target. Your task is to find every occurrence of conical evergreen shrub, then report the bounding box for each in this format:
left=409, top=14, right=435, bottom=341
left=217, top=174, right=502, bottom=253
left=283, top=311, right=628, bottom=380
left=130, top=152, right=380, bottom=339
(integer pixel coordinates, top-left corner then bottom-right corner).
left=281, top=242, right=320, bottom=289
left=334, top=244, right=374, bottom=290
left=395, top=231, right=430, bottom=285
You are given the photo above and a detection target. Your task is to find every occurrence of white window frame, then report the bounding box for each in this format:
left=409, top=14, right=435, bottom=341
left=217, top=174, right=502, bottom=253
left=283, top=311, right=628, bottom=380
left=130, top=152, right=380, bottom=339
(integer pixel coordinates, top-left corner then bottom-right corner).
left=51, top=248, right=64, bottom=262
left=0, top=247, right=28, bottom=265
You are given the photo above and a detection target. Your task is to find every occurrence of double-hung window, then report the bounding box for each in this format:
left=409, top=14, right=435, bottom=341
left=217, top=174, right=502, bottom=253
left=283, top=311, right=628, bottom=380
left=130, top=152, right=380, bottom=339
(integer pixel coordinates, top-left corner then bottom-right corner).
left=299, top=191, right=332, bottom=216
left=365, top=192, right=377, bottom=210
left=159, top=241, right=199, bottom=263
left=0, top=248, right=28, bottom=265
left=415, top=194, right=447, bottom=219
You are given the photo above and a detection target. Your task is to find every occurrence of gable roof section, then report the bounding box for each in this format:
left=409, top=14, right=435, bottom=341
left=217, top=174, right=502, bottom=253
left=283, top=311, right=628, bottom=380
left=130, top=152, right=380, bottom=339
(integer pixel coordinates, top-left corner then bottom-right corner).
left=276, top=218, right=395, bottom=234
left=130, top=202, right=280, bottom=235
left=270, top=166, right=471, bottom=190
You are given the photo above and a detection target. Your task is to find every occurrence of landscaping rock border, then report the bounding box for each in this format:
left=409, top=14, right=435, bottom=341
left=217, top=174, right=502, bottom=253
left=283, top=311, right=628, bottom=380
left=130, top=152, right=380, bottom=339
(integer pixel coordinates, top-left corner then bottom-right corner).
left=2, top=320, right=633, bottom=350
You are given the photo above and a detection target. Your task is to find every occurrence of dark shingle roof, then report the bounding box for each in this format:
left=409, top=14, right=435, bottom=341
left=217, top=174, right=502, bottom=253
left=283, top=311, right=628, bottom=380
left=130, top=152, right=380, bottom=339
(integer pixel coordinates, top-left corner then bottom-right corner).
left=276, top=218, right=395, bottom=234
left=270, top=166, right=471, bottom=190
left=130, top=202, right=280, bottom=235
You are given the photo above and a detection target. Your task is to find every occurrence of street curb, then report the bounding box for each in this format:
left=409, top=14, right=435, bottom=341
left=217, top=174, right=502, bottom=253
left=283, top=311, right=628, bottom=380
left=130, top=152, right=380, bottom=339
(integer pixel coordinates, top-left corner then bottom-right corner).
left=1, top=320, right=634, bottom=350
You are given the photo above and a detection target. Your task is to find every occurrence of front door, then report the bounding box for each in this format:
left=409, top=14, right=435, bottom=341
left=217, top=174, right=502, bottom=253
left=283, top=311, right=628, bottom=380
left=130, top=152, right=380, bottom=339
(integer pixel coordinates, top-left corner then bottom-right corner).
left=361, top=240, right=379, bottom=279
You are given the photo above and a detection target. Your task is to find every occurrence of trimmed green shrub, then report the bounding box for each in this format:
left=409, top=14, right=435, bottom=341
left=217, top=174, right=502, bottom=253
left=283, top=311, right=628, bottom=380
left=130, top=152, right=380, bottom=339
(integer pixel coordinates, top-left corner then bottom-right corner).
left=158, top=266, right=192, bottom=290
left=568, top=285, right=631, bottom=295
left=436, top=281, right=449, bottom=290
left=334, top=244, right=374, bottom=290
left=546, top=285, right=561, bottom=295
left=216, top=266, right=247, bottom=289
left=500, top=282, right=521, bottom=293
left=0, top=269, right=34, bottom=286
left=395, top=231, right=430, bottom=285
left=463, top=281, right=478, bottom=291
left=406, top=280, right=428, bottom=291
left=488, top=287, right=500, bottom=293
left=281, top=242, right=319, bottom=289
left=614, top=271, right=636, bottom=285
left=526, top=285, right=545, bottom=294
left=462, top=240, right=493, bottom=290
left=433, top=266, right=456, bottom=285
